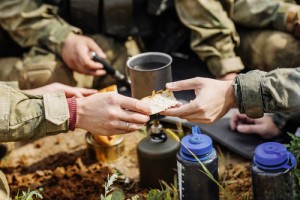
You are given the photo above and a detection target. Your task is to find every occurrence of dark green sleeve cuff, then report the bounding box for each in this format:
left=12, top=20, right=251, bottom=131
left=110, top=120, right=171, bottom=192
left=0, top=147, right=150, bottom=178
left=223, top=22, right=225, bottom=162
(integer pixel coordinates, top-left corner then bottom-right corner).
left=234, top=70, right=264, bottom=118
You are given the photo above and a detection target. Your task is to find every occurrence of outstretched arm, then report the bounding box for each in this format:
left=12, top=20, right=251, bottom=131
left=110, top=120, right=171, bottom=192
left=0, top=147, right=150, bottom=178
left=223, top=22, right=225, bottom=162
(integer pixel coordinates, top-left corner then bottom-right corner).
left=162, top=67, right=300, bottom=123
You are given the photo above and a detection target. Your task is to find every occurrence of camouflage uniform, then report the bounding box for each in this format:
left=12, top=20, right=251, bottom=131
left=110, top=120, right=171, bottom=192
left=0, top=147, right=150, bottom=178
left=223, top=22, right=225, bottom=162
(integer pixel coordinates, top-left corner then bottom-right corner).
left=0, top=81, right=69, bottom=198
left=234, top=67, right=300, bottom=118
left=0, top=0, right=127, bottom=89
left=0, top=81, right=69, bottom=142
left=175, top=0, right=300, bottom=77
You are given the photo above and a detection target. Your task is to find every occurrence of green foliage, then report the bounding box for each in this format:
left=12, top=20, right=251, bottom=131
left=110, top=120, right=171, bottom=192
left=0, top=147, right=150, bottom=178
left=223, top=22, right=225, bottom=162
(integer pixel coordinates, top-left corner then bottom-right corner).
left=14, top=188, right=43, bottom=200
left=286, top=133, right=300, bottom=198
left=100, top=174, right=140, bottom=200
left=130, top=195, right=139, bottom=200
left=145, top=178, right=178, bottom=200
left=286, top=133, right=300, bottom=161
left=111, top=189, right=125, bottom=200
left=100, top=172, right=179, bottom=200
left=101, top=173, right=118, bottom=200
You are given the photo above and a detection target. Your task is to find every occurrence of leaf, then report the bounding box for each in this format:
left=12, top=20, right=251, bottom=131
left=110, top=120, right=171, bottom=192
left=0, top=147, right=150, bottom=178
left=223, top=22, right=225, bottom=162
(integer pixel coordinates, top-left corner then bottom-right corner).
left=111, top=189, right=125, bottom=200
left=105, top=194, right=112, bottom=200
left=13, top=188, right=43, bottom=200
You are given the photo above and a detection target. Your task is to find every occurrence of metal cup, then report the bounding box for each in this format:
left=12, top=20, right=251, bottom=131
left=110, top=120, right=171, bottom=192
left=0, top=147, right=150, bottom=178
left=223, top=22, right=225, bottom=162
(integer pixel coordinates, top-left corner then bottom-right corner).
left=127, top=52, right=172, bottom=99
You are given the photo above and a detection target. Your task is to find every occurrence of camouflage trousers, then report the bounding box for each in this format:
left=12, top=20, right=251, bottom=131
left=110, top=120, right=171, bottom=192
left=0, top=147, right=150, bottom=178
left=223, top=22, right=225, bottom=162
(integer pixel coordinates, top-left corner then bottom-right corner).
left=234, top=0, right=300, bottom=72
left=0, top=33, right=127, bottom=89
left=237, top=28, right=300, bottom=72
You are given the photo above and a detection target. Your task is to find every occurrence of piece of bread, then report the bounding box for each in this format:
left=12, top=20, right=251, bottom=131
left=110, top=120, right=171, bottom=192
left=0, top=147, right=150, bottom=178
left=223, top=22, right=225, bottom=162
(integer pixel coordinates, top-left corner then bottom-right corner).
left=98, top=84, right=118, bottom=93
left=141, top=90, right=180, bottom=115
left=92, top=135, right=120, bottom=146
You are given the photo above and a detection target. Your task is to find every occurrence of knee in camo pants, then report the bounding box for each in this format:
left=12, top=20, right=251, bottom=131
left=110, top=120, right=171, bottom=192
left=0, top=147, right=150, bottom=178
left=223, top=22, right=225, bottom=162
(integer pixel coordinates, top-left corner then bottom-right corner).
left=0, top=47, right=76, bottom=89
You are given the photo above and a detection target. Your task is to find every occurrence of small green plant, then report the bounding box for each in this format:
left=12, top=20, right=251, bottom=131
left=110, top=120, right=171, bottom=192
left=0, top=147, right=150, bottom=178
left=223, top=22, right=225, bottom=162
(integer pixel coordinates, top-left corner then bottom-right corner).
left=14, top=188, right=43, bottom=200
left=101, top=173, right=118, bottom=200
left=130, top=195, right=139, bottom=200
left=286, top=133, right=300, bottom=198
left=145, top=177, right=178, bottom=200
left=100, top=173, right=140, bottom=200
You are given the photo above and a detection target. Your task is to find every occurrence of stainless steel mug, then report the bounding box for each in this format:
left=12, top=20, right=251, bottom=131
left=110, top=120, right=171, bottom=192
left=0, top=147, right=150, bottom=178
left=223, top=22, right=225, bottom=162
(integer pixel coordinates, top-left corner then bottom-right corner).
left=127, top=52, right=172, bottom=99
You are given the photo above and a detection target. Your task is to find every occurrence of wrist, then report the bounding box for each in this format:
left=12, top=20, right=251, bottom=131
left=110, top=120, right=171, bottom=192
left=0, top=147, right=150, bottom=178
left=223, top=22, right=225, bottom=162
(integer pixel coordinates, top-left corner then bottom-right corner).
left=67, top=97, right=78, bottom=131
left=227, top=80, right=237, bottom=108
left=74, top=97, right=85, bottom=130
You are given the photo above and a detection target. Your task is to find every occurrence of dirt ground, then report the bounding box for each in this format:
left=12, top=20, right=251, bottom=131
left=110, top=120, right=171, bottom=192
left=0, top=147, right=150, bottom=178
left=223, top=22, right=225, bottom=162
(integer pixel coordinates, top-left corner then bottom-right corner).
left=0, top=127, right=253, bottom=200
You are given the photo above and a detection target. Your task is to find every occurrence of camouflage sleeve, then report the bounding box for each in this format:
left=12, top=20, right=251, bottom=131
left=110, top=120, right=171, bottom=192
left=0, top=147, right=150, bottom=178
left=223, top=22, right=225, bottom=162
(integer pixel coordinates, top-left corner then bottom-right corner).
left=174, top=0, right=244, bottom=77
left=0, top=82, right=69, bottom=142
left=0, top=0, right=81, bottom=56
left=233, top=0, right=299, bottom=33
left=233, top=68, right=300, bottom=118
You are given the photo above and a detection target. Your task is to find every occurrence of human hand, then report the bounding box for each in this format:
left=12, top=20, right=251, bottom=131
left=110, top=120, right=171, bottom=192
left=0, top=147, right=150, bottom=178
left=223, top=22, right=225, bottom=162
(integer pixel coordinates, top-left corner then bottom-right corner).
left=230, top=113, right=281, bottom=139
left=218, top=72, right=238, bottom=81
left=61, top=32, right=107, bottom=76
left=161, top=77, right=236, bottom=123
left=76, top=93, right=151, bottom=136
left=24, top=83, right=97, bottom=98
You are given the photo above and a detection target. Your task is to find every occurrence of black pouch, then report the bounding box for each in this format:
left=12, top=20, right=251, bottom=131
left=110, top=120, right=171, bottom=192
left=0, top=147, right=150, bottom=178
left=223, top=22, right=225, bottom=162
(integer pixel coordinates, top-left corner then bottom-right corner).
left=282, top=113, right=300, bottom=135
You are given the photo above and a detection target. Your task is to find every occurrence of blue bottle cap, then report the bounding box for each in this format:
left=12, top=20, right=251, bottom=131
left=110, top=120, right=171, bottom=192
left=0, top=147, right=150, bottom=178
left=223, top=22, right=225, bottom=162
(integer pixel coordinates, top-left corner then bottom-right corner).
left=179, top=126, right=213, bottom=161
left=254, top=142, right=296, bottom=170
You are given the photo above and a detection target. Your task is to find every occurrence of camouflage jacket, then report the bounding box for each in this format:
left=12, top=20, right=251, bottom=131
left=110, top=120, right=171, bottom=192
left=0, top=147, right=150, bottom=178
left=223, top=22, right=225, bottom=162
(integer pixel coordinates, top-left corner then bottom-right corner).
left=175, top=0, right=297, bottom=77
left=0, top=82, right=69, bottom=142
left=0, top=0, right=81, bottom=56
left=234, top=67, right=300, bottom=118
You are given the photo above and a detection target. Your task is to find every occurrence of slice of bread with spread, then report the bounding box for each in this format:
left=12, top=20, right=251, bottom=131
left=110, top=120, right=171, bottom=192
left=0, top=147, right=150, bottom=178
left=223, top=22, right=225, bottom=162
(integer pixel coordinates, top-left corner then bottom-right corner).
left=141, top=90, right=181, bottom=115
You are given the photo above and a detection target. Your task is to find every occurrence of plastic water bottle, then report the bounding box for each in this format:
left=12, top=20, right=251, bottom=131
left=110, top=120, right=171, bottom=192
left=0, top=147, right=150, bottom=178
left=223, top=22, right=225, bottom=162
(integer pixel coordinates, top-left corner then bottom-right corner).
left=251, top=142, right=296, bottom=200
left=177, top=126, right=219, bottom=200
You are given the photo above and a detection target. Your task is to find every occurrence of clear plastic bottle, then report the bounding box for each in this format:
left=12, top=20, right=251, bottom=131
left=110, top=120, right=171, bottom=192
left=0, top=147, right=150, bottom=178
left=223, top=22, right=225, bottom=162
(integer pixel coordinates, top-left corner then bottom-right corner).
left=251, top=142, right=296, bottom=200
left=177, top=126, right=219, bottom=200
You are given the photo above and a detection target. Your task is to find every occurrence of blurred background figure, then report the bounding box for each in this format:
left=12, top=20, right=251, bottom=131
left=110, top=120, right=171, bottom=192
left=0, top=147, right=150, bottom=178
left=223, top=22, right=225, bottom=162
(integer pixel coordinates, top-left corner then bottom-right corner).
left=0, top=0, right=128, bottom=89
left=175, top=0, right=300, bottom=80
left=174, top=0, right=300, bottom=139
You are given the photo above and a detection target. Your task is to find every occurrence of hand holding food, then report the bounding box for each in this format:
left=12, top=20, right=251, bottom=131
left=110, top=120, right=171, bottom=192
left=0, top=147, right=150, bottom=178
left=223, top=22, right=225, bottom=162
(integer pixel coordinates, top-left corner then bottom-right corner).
left=161, top=77, right=235, bottom=123
left=76, top=92, right=150, bottom=136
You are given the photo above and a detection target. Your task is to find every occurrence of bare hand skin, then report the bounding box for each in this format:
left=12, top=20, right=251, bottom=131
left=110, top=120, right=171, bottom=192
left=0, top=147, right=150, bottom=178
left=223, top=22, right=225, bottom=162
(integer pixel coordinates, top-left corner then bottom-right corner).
left=76, top=93, right=151, bottom=136
left=61, top=32, right=107, bottom=76
left=230, top=113, right=281, bottom=139
left=161, top=77, right=236, bottom=124
left=218, top=72, right=238, bottom=81
left=24, top=83, right=97, bottom=98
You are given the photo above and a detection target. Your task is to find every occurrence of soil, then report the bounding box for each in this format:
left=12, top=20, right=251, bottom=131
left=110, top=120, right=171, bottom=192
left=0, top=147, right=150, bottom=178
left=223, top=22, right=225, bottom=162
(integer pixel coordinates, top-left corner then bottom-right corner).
left=0, top=127, right=253, bottom=200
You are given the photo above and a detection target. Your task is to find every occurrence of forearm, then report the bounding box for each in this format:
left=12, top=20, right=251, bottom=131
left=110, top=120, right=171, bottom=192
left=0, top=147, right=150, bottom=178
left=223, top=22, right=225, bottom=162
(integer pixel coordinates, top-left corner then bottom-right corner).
left=0, top=0, right=81, bottom=55
left=233, top=0, right=299, bottom=32
left=0, top=82, right=69, bottom=142
left=234, top=68, right=300, bottom=118
left=175, top=0, right=244, bottom=77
